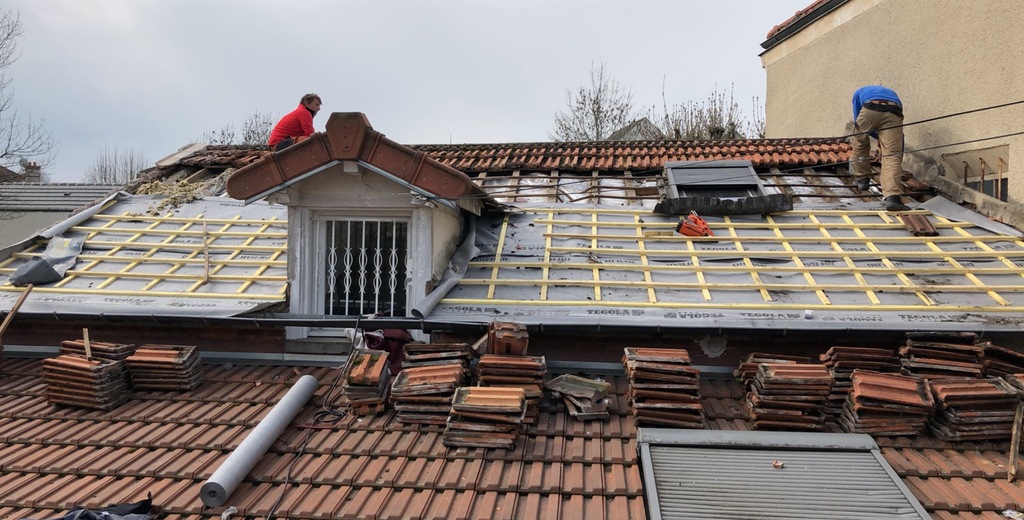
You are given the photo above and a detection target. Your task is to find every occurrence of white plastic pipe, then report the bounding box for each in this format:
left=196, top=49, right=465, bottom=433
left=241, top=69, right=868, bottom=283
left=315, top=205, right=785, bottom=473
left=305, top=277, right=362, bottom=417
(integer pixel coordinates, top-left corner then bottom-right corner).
left=200, top=374, right=319, bottom=507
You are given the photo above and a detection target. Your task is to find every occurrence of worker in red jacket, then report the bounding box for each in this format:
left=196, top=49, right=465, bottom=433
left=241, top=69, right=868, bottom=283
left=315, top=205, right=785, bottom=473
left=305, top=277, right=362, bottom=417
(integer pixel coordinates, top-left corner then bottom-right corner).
left=268, top=93, right=322, bottom=150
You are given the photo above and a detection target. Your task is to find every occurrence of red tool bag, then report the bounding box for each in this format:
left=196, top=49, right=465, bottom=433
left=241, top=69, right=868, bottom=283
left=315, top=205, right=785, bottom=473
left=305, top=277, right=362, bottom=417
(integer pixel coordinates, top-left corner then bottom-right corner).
left=676, top=211, right=713, bottom=237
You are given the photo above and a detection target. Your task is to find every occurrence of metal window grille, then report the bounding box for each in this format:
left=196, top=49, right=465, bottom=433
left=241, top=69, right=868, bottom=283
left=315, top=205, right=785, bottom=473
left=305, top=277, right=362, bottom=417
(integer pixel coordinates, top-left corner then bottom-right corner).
left=318, top=218, right=408, bottom=317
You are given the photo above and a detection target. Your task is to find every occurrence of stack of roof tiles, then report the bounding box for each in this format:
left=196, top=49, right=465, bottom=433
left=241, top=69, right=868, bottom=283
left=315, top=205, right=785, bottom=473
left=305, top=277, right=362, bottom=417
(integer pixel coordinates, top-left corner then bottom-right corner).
left=402, top=342, right=471, bottom=370
left=981, top=342, right=1024, bottom=377
left=819, top=346, right=900, bottom=419
left=623, top=347, right=703, bottom=428
left=60, top=339, right=135, bottom=361
left=899, top=339, right=985, bottom=379
left=442, top=386, right=527, bottom=449
left=123, top=344, right=202, bottom=391
left=840, top=370, right=935, bottom=436
left=745, top=363, right=832, bottom=431
left=59, top=338, right=134, bottom=388
left=341, top=349, right=391, bottom=415
left=475, top=354, right=546, bottom=423
left=545, top=373, right=613, bottom=421
left=41, top=355, right=129, bottom=410
left=390, top=363, right=464, bottom=425
left=733, top=352, right=811, bottom=386
left=927, top=377, right=1020, bottom=441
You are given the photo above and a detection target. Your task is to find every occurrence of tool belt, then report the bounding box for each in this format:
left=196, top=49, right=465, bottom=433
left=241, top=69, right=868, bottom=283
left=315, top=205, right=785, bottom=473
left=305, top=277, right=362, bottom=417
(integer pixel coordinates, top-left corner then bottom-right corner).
left=863, top=101, right=903, bottom=118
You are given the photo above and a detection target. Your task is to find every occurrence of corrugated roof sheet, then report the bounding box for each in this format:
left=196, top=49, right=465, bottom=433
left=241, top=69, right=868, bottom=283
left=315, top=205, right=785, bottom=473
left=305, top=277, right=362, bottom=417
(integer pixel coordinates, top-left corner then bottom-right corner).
left=638, top=429, right=929, bottom=519
left=0, top=183, right=121, bottom=212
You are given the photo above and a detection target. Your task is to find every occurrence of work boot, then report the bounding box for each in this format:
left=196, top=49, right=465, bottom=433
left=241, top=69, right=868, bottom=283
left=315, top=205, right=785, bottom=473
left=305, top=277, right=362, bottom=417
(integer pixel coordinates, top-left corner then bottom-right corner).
left=884, top=195, right=909, bottom=212
left=856, top=177, right=871, bottom=191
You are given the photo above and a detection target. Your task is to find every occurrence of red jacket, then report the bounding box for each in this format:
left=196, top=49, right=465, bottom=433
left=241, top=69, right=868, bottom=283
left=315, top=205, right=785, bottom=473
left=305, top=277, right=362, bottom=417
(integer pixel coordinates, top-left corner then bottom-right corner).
left=268, top=104, right=315, bottom=146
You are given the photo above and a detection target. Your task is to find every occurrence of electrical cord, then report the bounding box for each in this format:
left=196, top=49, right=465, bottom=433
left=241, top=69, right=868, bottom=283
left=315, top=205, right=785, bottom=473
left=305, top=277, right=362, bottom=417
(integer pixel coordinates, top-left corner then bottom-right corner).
left=264, top=340, right=353, bottom=519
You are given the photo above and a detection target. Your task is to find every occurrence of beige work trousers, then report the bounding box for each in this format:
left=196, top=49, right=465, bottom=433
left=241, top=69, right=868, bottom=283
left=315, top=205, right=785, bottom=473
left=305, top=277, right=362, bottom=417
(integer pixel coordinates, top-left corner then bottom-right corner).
left=850, top=108, right=904, bottom=198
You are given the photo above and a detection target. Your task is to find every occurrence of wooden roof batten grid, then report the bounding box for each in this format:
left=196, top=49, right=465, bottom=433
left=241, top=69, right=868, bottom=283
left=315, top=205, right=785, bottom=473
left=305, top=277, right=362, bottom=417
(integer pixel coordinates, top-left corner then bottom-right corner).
left=444, top=207, right=1024, bottom=312
left=0, top=213, right=288, bottom=300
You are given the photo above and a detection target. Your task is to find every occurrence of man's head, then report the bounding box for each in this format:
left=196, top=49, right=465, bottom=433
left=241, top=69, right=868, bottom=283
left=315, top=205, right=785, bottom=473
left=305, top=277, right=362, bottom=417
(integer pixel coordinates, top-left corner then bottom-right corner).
left=300, top=93, right=322, bottom=115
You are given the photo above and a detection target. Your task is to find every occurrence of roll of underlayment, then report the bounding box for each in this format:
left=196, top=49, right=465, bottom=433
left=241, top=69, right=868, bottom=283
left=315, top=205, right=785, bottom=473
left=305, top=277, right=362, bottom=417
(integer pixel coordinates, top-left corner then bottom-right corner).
left=200, top=374, right=319, bottom=507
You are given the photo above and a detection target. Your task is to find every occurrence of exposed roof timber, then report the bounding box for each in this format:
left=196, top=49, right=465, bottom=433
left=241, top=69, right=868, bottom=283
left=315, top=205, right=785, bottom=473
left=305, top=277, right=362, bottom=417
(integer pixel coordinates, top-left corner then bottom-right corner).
left=226, top=112, right=494, bottom=211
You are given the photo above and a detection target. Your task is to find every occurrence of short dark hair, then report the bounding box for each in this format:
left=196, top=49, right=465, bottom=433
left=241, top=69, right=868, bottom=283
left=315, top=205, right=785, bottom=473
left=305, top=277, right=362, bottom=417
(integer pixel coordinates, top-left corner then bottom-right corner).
left=300, top=93, right=321, bottom=105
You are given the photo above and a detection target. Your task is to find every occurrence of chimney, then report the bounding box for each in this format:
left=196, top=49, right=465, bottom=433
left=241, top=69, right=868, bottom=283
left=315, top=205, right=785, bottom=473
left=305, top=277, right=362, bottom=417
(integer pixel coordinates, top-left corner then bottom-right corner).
left=21, top=160, right=41, bottom=182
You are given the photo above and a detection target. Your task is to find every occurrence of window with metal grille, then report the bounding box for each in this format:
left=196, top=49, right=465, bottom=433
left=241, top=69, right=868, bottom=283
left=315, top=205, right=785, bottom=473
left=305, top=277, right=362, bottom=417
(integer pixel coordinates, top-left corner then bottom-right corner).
left=318, top=218, right=409, bottom=317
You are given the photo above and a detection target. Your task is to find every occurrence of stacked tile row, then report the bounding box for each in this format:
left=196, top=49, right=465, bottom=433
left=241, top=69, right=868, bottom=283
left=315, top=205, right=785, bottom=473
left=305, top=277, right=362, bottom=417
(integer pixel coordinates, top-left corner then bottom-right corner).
left=545, top=374, right=612, bottom=421
left=59, top=339, right=136, bottom=361
left=820, top=346, right=900, bottom=418
left=928, top=377, right=1020, bottom=441
left=624, top=347, right=703, bottom=428
left=41, top=354, right=129, bottom=410
left=342, top=349, right=391, bottom=415
left=442, top=386, right=526, bottom=449
left=476, top=354, right=546, bottom=423
left=746, top=363, right=831, bottom=431
left=840, top=370, right=934, bottom=436
left=733, top=352, right=811, bottom=387
left=981, top=342, right=1024, bottom=377
left=402, top=342, right=471, bottom=370
left=899, top=339, right=985, bottom=379
left=124, top=344, right=202, bottom=391
left=390, top=364, right=464, bottom=425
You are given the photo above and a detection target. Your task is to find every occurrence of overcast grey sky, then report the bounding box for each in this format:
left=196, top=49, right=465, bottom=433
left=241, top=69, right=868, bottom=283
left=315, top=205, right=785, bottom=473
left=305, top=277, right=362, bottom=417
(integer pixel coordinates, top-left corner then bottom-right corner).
left=7, top=0, right=812, bottom=182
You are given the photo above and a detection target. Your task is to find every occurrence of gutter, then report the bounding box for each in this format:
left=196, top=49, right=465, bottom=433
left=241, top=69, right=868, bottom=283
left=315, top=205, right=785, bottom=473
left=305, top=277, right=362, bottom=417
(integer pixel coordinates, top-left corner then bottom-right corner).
left=760, top=0, right=848, bottom=51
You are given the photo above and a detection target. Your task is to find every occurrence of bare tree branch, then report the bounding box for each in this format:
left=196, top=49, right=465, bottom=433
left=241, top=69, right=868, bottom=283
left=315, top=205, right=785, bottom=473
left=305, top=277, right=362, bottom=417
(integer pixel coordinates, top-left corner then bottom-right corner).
left=0, top=9, right=56, bottom=172
left=84, top=146, right=149, bottom=184
left=550, top=62, right=637, bottom=141
left=198, top=110, right=275, bottom=146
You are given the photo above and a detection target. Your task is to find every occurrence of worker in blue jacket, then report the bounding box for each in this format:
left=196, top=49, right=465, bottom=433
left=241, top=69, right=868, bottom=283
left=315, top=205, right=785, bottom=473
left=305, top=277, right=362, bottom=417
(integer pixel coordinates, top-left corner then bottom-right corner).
left=850, top=85, right=908, bottom=211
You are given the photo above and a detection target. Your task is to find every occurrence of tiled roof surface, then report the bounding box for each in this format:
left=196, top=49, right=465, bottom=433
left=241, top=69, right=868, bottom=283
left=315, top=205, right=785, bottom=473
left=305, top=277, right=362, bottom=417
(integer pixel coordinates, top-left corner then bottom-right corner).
left=765, top=0, right=831, bottom=40
left=151, top=138, right=850, bottom=177
left=0, top=183, right=121, bottom=212
left=0, top=356, right=1020, bottom=518
left=412, top=138, right=849, bottom=173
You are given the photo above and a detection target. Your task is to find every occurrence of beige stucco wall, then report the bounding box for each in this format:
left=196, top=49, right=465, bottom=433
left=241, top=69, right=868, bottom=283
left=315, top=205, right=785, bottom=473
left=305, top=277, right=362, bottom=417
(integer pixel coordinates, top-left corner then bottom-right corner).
left=761, top=0, right=1024, bottom=201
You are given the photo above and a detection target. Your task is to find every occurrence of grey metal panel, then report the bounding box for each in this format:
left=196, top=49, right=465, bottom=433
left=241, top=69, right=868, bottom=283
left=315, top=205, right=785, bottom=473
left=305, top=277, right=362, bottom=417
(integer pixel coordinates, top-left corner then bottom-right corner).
left=0, top=183, right=120, bottom=211
left=639, top=430, right=930, bottom=520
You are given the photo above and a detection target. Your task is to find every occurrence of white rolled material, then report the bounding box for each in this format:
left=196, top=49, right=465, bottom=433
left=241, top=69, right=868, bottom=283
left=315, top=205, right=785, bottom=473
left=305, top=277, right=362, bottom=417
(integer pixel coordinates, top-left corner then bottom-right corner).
left=200, top=374, right=319, bottom=507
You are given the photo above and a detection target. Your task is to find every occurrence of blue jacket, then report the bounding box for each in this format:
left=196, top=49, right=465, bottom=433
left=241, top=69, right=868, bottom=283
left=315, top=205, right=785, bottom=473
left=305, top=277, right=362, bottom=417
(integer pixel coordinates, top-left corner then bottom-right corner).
left=852, top=85, right=902, bottom=119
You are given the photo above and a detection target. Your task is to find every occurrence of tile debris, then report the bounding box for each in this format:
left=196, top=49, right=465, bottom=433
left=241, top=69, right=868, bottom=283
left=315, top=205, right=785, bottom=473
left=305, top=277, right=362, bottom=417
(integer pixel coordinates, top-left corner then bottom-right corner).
left=546, top=374, right=613, bottom=421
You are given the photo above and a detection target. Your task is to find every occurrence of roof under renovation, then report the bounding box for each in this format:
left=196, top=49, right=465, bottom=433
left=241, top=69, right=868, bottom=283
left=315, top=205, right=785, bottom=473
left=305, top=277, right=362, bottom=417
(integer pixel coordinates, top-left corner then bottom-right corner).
left=0, top=195, right=287, bottom=317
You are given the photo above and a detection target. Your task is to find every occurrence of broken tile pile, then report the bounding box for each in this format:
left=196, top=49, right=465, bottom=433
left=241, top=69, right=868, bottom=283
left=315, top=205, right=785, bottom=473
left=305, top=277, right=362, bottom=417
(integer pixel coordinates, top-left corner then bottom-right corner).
left=545, top=373, right=612, bottom=421
left=476, top=354, right=546, bottom=423
left=442, top=386, right=527, bottom=449
left=624, top=347, right=704, bottom=428
left=746, top=363, right=832, bottom=431
left=124, top=344, right=202, bottom=391
left=840, top=370, right=934, bottom=436
left=341, top=349, right=391, bottom=415
left=928, top=377, right=1020, bottom=441
left=390, top=363, right=465, bottom=425
left=899, top=333, right=984, bottom=379
left=402, top=342, right=471, bottom=370
left=734, top=352, right=811, bottom=386
left=981, top=342, right=1024, bottom=377
left=42, top=354, right=129, bottom=410
left=820, top=346, right=900, bottom=419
